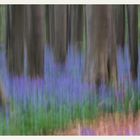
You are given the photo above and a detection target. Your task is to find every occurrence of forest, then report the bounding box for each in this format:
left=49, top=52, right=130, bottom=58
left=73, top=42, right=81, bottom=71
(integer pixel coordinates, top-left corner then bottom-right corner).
left=0, top=5, right=140, bottom=135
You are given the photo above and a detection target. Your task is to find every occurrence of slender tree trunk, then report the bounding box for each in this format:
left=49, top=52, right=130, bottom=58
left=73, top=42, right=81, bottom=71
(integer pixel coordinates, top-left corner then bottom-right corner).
left=108, top=6, right=118, bottom=88
left=114, top=5, right=125, bottom=50
left=76, top=5, right=84, bottom=47
left=84, top=5, right=118, bottom=88
left=70, top=5, right=76, bottom=46
left=0, top=81, right=8, bottom=111
left=53, top=5, right=67, bottom=64
left=48, top=5, right=54, bottom=48
left=6, top=5, right=25, bottom=76
left=6, top=5, right=10, bottom=57
left=46, top=5, right=50, bottom=45
left=70, top=5, right=84, bottom=51
left=127, top=5, right=138, bottom=81
left=27, top=6, right=45, bottom=78
left=67, top=5, right=71, bottom=47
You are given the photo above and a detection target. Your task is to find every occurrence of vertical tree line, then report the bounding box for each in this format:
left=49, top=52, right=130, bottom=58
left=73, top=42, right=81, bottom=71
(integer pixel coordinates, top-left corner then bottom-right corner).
left=53, top=5, right=68, bottom=64
left=27, top=6, right=45, bottom=78
left=114, top=5, right=125, bottom=51
left=127, top=5, right=138, bottom=81
left=84, top=5, right=118, bottom=88
left=6, top=6, right=25, bottom=76
left=6, top=5, right=45, bottom=78
left=2, top=5, right=139, bottom=87
left=70, top=5, right=84, bottom=51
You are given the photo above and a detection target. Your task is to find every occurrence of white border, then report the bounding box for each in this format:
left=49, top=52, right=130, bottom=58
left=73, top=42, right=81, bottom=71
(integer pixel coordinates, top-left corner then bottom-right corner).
left=0, top=0, right=140, bottom=4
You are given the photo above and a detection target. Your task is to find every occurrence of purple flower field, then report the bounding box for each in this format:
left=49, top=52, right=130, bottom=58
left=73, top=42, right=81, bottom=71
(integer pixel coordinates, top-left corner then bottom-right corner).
left=0, top=45, right=139, bottom=110
left=0, top=45, right=140, bottom=135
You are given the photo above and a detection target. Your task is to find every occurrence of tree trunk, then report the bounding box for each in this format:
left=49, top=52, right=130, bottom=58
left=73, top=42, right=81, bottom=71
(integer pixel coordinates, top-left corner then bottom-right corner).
left=53, top=5, right=67, bottom=64
left=114, top=5, right=125, bottom=50
left=127, top=5, right=138, bottom=81
left=0, top=81, right=8, bottom=111
left=84, top=5, right=118, bottom=88
left=6, top=5, right=25, bottom=76
left=48, top=5, right=54, bottom=48
left=70, top=5, right=84, bottom=51
left=46, top=5, right=50, bottom=45
left=67, top=5, right=71, bottom=47
left=27, top=6, right=45, bottom=78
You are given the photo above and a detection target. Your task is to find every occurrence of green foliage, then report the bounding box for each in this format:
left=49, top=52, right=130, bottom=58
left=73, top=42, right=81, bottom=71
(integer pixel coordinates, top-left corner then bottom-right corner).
left=0, top=88, right=140, bottom=134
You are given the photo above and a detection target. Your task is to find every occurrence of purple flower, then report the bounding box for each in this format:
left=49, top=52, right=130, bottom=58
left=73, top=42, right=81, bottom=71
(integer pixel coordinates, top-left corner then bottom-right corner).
left=80, top=128, right=96, bottom=135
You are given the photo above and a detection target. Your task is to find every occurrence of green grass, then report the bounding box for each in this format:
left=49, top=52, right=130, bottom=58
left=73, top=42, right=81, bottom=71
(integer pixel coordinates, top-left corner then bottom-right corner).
left=0, top=95, right=100, bottom=135
left=0, top=88, right=140, bottom=135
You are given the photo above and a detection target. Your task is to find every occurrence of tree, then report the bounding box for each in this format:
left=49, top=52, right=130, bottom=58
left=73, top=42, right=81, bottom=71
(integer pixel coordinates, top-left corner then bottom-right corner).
left=48, top=5, right=54, bottom=48
left=6, top=5, right=25, bottom=76
left=67, top=5, right=71, bottom=47
left=0, top=81, right=8, bottom=111
left=45, top=5, right=50, bottom=45
left=127, top=5, right=138, bottom=81
left=70, top=5, right=84, bottom=51
left=26, top=6, right=45, bottom=78
left=114, top=5, right=125, bottom=51
left=84, top=5, right=118, bottom=88
left=53, top=5, right=68, bottom=64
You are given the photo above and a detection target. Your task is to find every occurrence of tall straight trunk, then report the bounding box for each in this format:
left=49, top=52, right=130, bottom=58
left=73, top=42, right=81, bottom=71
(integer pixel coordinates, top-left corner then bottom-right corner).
left=70, top=5, right=84, bottom=50
left=53, top=5, right=67, bottom=64
left=114, top=5, right=125, bottom=50
left=127, top=5, right=138, bottom=81
left=46, top=5, right=50, bottom=44
left=67, top=5, right=71, bottom=47
left=6, top=5, right=25, bottom=76
left=48, top=5, right=54, bottom=48
left=76, top=5, right=84, bottom=46
left=84, top=5, right=118, bottom=88
left=6, top=5, right=10, bottom=57
left=27, top=6, right=45, bottom=78
left=0, top=81, right=8, bottom=111
left=108, top=6, right=118, bottom=88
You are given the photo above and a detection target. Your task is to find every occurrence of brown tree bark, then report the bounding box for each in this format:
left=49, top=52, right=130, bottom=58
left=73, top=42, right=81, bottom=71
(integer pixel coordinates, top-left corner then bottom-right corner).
left=6, top=5, right=25, bottom=76
left=46, top=5, right=50, bottom=45
left=53, top=5, right=67, bottom=64
left=48, top=5, right=54, bottom=48
left=0, top=81, right=8, bottom=111
left=127, top=5, right=138, bottom=81
left=114, top=5, right=125, bottom=50
left=67, top=5, right=71, bottom=47
left=27, top=6, right=45, bottom=78
left=70, top=5, right=84, bottom=51
left=84, top=5, right=118, bottom=88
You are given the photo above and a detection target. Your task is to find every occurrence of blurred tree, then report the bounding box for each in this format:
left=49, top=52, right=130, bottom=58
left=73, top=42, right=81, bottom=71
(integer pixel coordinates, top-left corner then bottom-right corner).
left=84, top=5, right=118, bottom=88
left=67, top=5, right=71, bottom=47
left=0, top=81, right=8, bottom=112
left=6, top=5, right=25, bottom=76
left=0, top=6, right=6, bottom=44
left=114, top=5, right=125, bottom=51
left=45, top=5, right=50, bottom=45
left=27, top=5, right=45, bottom=78
left=48, top=5, right=54, bottom=48
left=70, top=5, right=84, bottom=51
left=127, top=5, right=138, bottom=81
left=53, top=5, right=68, bottom=64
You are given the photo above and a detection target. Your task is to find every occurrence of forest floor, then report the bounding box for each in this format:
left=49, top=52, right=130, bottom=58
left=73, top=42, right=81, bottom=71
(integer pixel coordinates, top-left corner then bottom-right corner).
left=55, top=112, right=140, bottom=135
